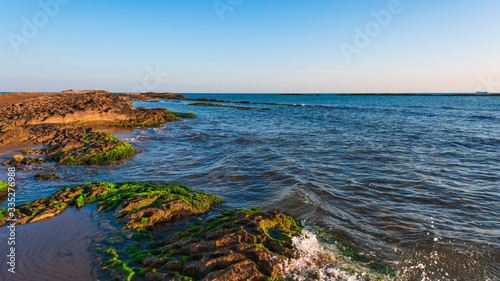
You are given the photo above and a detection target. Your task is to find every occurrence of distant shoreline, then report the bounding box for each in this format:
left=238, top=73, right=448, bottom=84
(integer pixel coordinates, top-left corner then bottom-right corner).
left=1, top=92, right=499, bottom=97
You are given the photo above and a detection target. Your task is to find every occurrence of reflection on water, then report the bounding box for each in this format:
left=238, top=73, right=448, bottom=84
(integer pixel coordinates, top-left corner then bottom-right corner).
left=1, top=95, right=499, bottom=280
left=0, top=205, right=102, bottom=281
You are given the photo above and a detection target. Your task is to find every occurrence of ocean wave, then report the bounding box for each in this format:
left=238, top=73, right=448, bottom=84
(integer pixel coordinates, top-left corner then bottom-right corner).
left=280, top=229, right=395, bottom=281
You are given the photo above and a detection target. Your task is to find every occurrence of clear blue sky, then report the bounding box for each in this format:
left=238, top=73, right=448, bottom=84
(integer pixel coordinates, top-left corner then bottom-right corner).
left=1, top=0, right=499, bottom=93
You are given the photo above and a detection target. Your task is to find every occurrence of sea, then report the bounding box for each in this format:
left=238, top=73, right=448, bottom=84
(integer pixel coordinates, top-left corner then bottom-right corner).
left=1, top=94, right=499, bottom=280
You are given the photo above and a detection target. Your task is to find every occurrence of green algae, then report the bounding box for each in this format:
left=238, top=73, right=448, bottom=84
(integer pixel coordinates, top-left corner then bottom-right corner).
left=4, top=156, right=46, bottom=165
left=102, top=247, right=144, bottom=281
left=0, top=181, right=9, bottom=192
left=164, top=109, right=197, bottom=118
left=21, top=149, right=34, bottom=155
left=106, top=237, right=125, bottom=245
left=49, top=130, right=137, bottom=166
left=60, top=142, right=136, bottom=165
left=104, top=248, right=118, bottom=256
left=0, top=181, right=224, bottom=230
left=100, top=236, right=163, bottom=280
left=34, top=173, right=60, bottom=180
left=94, top=182, right=225, bottom=224
left=117, top=119, right=173, bottom=128
left=310, top=227, right=396, bottom=279
left=116, top=109, right=196, bottom=128
left=146, top=241, right=165, bottom=249
left=123, top=208, right=303, bottom=280
left=259, top=213, right=303, bottom=240
left=0, top=209, right=8, bottom=221
left=173, top=112, right=197, bottom=118
left=131, top=228, right=152, bottom=240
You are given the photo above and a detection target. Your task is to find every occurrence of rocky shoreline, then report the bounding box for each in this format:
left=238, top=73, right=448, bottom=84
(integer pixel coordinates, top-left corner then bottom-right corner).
left=0, top=181, right=304, bottom=280
left=0, top=90, right=195, bottom=165
left=0, top=90, right=394, bottom=280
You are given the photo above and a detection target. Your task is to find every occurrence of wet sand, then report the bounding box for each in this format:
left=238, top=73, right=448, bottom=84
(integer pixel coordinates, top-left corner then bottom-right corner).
left=0, top=205, right=104, bottom=281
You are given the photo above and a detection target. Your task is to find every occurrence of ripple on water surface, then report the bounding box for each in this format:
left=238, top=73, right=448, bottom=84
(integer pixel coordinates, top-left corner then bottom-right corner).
left=1, top=95, right=499, bottom=280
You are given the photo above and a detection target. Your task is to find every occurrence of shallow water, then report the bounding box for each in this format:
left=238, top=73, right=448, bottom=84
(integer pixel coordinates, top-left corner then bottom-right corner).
left=0, top=205, right=102, bottom=281
left=1, top=95, right=499, bottom=280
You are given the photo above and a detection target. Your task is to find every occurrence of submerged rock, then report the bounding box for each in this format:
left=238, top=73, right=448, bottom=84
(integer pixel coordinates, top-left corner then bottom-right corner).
left=34, top=173, right=60, bottom=180
left=189, top=102, right=269, bottom=110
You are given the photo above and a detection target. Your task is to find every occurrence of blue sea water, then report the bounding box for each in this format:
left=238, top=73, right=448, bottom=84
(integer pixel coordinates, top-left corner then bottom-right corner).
left=2, top=94, right=499, bottom=280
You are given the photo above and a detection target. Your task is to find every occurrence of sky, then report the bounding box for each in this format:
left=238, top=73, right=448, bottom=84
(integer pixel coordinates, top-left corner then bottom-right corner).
left=1, top=0, right=499, bottom=93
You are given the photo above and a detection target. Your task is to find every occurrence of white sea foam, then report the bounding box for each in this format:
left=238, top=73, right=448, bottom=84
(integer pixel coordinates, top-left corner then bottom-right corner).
left=279, top=229, right=391, bottom=281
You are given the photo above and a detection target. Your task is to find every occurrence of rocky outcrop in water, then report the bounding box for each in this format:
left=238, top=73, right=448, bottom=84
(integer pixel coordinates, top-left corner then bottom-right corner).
left=34, top=173, right=60, bottom=180
left=118, top=92, right=232, bottom=103
left=0, top=182, right=223, bottom=228
left=140, top=209, right=302, bottom=281
left=0, top=181, right=14, bottom=197
left=119, top=92, right=189, bottom=101
left=1, top=155, right=45, bottom=166
left=44, top=128, right=137, bottom=165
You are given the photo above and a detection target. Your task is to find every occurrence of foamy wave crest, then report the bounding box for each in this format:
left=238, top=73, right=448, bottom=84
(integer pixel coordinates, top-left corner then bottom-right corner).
left=279, top=229, right=395, bottom=281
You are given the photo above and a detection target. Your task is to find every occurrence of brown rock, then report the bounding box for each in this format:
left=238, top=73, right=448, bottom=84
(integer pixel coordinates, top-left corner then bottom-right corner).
left=160, top=258, right=183, bottom=271
left=142, top=210, right=303, bottom=281
left=12, top=155, right=24, bottom=162
left=203, top=260, right=267, bottom=281
left=0, top=90, right=186, bottom=147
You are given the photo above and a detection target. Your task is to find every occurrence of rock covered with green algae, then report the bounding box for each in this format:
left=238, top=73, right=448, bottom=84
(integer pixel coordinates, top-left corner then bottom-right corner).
left=0, top=181, right=14, bottom=197
left=34, top=173, right=60, bottom=180
left=102, top=211, right=395, bottom=281
left=164, top=109, right=197, bottom=119
left=116, top=108, right=181, bottom=127
left=0, top=181, right=224, bottom=228
left=1, top=155, right=45, bottom=166
left=45, top=128, right=136, bottom=165
left=126, top=209, right=304, bottom=281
